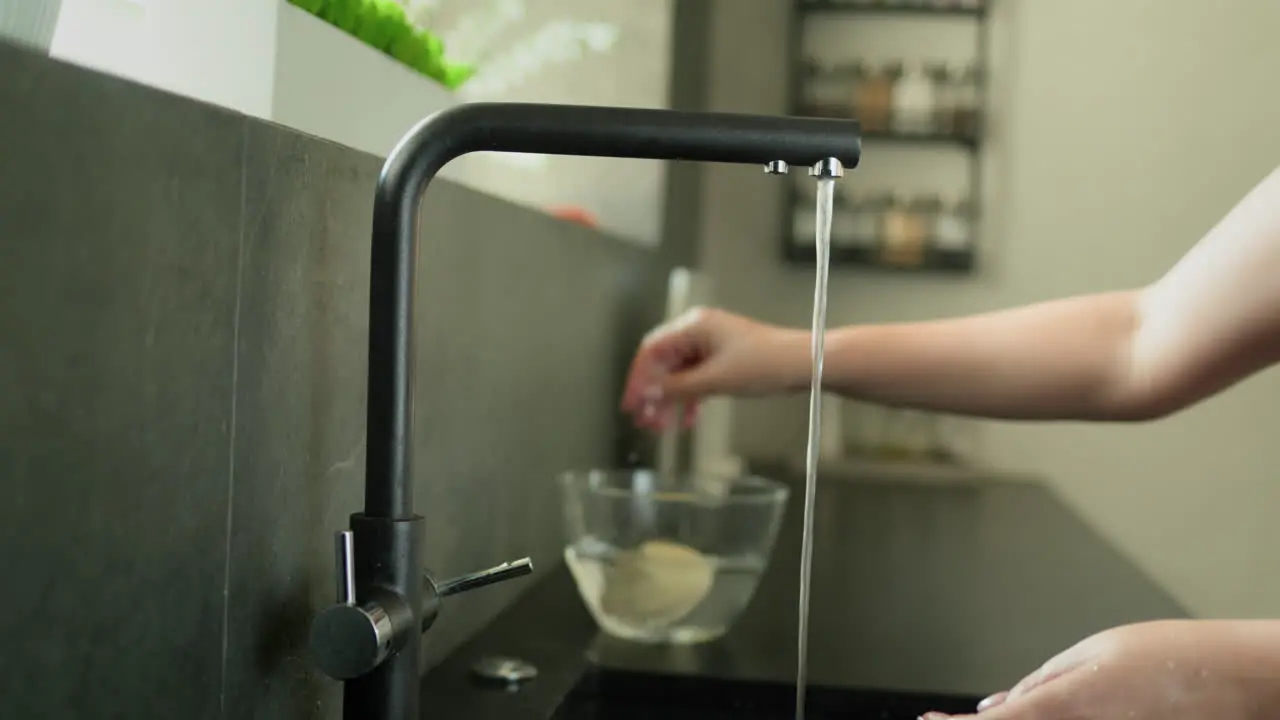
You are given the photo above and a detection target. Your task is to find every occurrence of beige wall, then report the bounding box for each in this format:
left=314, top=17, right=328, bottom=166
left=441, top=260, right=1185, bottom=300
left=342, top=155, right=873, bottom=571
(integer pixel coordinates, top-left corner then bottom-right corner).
left=436, top=0, right=673, bottom=247
left=701, top=0, right=1280, bottom=618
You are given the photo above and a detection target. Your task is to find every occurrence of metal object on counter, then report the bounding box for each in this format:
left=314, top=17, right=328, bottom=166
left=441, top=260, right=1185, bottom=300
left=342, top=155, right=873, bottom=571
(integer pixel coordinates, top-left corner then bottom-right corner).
left=471, top=655, right=539, bottom=686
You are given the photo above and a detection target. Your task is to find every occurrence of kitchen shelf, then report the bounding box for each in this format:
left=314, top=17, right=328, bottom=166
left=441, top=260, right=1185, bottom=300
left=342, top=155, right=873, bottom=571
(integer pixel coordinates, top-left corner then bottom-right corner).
left=784, top=242, right=976, bottom=273
left=798, top=69, right=983, bottom=148
left=783, top=0, right=991, bottom=274
left=793, top=117, right=980, bottom=148
left=862, top=127, right=979, bottom=148
left=798, top=1, right=987, bottom=18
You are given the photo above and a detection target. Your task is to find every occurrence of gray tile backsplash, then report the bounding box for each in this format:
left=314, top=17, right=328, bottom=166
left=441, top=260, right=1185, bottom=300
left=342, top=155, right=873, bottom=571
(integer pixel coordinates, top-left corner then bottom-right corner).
left=0, top=41, right=242, bottom=720
left=222, top=122, right=377, bottom=720
left=409, top=163, right=650, bottom=666
left=0, top=40, right=662, bottom=719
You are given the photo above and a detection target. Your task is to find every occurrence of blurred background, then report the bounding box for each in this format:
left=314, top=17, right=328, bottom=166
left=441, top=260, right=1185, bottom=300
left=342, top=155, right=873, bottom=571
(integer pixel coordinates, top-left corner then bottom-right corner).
left=5, top=0, right=1280, bottom=707
left=13, top=0, right=1280, bottom=624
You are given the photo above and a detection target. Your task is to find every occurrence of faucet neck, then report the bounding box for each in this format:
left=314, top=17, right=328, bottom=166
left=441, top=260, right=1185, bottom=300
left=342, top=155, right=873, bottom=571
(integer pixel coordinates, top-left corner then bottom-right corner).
left=363, top=102, right=861, bottom=519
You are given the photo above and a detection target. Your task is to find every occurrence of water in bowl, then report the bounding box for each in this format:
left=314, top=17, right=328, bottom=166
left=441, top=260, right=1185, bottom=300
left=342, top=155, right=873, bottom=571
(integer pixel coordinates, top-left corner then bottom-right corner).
left=565, top=535, right=767, bottom=644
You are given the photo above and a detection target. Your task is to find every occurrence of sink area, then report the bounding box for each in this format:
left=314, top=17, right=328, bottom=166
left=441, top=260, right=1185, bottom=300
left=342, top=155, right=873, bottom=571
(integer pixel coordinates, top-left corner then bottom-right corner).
left=420, top=468, right=1187, bottom=720
left=552, top=668, right=980, bottom=719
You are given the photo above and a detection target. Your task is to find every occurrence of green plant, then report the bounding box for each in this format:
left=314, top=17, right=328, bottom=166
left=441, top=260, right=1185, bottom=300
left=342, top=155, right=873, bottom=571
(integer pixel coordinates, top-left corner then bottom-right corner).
left=288, top=0, right=475, bottom=90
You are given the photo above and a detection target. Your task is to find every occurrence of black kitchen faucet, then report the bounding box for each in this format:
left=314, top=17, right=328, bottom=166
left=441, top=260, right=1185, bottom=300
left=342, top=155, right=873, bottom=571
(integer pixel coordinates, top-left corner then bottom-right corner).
left=307, top=102, right=862, bottom=720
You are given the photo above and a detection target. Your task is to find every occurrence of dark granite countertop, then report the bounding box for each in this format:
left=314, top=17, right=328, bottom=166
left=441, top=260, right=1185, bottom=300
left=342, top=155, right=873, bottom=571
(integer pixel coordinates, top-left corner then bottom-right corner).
left=420, top=468, right=1186, bottom=718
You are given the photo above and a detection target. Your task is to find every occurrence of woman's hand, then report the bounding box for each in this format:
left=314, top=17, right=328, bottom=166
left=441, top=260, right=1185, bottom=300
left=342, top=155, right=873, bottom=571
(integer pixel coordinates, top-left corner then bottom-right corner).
left=619, top=307, right=808, bottom=430
left=922, top=620, right=1280, bottom=720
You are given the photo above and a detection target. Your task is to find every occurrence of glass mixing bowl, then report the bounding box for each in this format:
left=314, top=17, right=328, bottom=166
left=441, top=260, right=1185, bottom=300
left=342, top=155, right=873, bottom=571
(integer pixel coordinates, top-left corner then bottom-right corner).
left=559, top=469, right=790, bottom=644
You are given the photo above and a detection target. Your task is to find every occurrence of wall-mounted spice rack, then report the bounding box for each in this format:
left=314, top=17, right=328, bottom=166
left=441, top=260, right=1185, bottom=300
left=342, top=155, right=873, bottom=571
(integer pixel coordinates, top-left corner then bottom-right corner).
left=785, top=181, right=976, bottom=272
left=783, top=0, right=991, bottom=273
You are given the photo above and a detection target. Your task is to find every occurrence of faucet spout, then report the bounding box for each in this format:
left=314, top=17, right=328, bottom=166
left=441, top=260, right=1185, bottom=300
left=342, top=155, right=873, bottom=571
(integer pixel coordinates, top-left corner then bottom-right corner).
left=366, top=102, right=861, bottom=520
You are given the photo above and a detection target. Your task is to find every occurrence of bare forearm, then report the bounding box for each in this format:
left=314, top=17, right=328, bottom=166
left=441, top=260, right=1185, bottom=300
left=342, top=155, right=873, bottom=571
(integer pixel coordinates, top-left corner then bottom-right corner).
left=797, top=291, right=1149, bottom=420
left=751, top=165, right=1280, bottom=423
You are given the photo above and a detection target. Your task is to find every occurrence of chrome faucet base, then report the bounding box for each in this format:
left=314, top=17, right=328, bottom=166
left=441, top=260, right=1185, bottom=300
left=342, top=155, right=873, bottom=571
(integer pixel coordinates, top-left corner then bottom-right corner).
left=335, top=514, right=425, bottom=720
left=310, top=517, right=538, bottom=719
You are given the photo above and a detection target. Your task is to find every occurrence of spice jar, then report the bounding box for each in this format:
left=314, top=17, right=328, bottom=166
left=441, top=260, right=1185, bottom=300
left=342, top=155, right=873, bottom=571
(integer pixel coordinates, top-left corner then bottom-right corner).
left=952, top=64, right=981, bottom=138
left=802, top=58, right=855, bottom=118
left=917, top=193, right=943, bottom=239
left=892, top=61, right=935, bottom=135
left=930, top=62, right=955, bottom=134
left=853, top=61, right=899, bottom=133
left=851, top=191, right=889, bottom=249
left=880, top=193, right=928, bottom=267
left=830, top=191, right=858, bottom=248
left=933, top=196, right=974, bottom=252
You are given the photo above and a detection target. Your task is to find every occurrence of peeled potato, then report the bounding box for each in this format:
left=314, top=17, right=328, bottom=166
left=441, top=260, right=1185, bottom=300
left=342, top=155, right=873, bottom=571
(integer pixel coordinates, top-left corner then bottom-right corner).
left=600, top=540, right=715, bottom=627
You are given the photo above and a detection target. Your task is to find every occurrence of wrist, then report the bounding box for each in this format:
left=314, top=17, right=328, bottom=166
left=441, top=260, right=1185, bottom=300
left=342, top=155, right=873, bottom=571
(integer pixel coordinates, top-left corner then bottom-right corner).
left=766, top=324, right=867, bottom=395
left=818, top=324, right=878, bottom=395
left=765, top=326, right=819, bottom=394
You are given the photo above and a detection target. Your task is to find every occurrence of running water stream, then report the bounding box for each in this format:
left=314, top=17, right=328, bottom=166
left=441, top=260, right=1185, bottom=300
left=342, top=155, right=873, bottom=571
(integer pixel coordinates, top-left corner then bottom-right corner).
left=795, top=164, right=838, bottom=720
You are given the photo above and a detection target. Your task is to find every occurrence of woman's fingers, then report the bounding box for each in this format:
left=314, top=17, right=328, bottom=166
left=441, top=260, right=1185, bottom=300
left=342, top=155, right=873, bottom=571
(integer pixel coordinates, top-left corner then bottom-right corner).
left=977, top=692, right=1009, bottom=711
left=621, top=335, right=715, bottom=426
left=919, top=694, right=1046, bottom=720
left=682, top=402, right=698, bottom=428
left=919, top=667, right=1078, bottom=720
left=620, top=341, right=678, bottom=414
